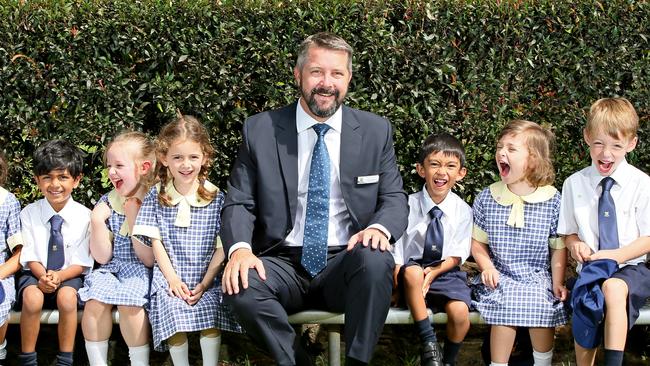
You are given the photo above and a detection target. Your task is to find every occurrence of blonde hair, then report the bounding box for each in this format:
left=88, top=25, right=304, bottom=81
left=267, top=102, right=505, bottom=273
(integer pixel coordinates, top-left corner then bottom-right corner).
left=154, top=113, right=215, bottom=206
left=586, top=98, right=638, bottom=140
left=106, top=131, right=156, bottom=196
left=498, top=119, right=555, bottom=187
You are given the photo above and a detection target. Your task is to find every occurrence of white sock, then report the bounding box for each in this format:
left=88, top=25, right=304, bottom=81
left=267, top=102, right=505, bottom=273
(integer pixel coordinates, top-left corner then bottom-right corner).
left=200, top=334, right=222, bottom=366
left=532, top=348, right=553, bottom=366
left=490, top=363, right=508, bottom=366
left=84, top=340, right=109, bottom=366
left=0, top=339, right=7, bottom=360
left=128, top=344, right=150, bottom=366
left=168, top=340, right=190, bottom=366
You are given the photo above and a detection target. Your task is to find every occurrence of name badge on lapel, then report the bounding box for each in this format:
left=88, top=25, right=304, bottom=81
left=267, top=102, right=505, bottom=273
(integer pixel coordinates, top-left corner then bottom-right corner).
left=356, top=175, right=379, bottom=185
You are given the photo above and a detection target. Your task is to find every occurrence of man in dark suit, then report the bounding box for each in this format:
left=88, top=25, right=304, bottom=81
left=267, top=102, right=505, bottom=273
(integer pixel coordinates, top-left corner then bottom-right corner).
left=221, top=32, right=408, bottom=366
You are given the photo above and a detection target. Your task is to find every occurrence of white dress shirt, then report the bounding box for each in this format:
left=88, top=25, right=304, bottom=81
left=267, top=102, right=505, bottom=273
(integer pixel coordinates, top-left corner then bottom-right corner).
left=19, top=197, right=93, bottom=273
left=392, top=186, right=472, bottom=266
left=558, top=160, right=650, bottom=268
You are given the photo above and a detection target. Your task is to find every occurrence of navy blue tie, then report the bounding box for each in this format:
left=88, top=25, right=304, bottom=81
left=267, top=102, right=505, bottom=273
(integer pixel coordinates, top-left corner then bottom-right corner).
left=422, top=206, right=444, bottom=266
left=301, top=123, right=331, bottom=277
left=598, top=177, right=619, bottom=250
left=47, top=214, right=65, bottom=270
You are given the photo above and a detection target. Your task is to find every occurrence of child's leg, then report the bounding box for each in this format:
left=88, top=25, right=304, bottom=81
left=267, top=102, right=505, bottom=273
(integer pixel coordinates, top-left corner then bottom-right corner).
left=117, top=305, right=150, bottom=366
left=443, top=300, right=470, bottom=365
left=0, top=322, right=7, bottom=361
left=200, top=328, right=222, bottom=366
left=528, top=327, right=554, bottom=366
left=490, top=325, right=516, bottom=364
left=168, top=332, right=189, bottom=366
left=404, top=265, right=430, bottom=322
left=574, top=342, right=597, bottom=366
left=602, top=278, right=628, bottom=366
left=56, top=287, right=79, bottom=353
left=82, top=300, right=113, bottom=365
left=20, top=285, right=44, bottom=353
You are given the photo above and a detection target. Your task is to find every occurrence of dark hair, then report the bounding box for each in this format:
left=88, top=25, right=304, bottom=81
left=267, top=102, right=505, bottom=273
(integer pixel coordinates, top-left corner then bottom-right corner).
left=418, top=133, right=466, bottom=167
left=296, top=32, right=353, bottom=72
left=0, top=150, right=8, bottom=186
left=33, top=139, right=85, bottom=178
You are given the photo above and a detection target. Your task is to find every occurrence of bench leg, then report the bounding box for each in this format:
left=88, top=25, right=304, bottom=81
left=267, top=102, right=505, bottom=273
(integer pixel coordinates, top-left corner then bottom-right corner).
left=327, top=325, right=341, bottom=366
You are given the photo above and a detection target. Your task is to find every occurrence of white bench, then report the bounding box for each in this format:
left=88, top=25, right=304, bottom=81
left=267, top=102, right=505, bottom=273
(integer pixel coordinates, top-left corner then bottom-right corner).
left=8, top=307, right=650, bottom=366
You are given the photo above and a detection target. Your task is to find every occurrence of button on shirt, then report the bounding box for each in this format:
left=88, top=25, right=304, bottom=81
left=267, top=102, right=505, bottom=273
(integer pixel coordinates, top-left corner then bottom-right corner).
left=19, top=198, right=93, bottom=273
left=558, top=160, right=650, bottom=268
left=392, top=187, right=472, bottom=266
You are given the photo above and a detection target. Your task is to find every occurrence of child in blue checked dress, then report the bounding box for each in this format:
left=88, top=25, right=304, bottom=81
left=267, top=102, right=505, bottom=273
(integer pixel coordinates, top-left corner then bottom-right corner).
left=470, top=120, right=568, bottom=366
left=0, top=151, right=23, bottom=365
left=79, top=131, right=156, bottom=366
left=133, top=114, right=241, bottom=366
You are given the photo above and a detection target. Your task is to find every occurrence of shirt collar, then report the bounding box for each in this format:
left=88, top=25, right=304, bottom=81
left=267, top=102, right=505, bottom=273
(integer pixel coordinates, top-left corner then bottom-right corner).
left=296, top=98, right=343, bottom=134
left=489, top=181, right=557, bottom=228
left=160, top=180, right=218, bottom=227
left=418, top=185, right=453, bottom=218
left=587, top=159, right=629, bottom=190
left=107, top=189, right=131, bottom=236
left=41, top=197, right=76, bottom=225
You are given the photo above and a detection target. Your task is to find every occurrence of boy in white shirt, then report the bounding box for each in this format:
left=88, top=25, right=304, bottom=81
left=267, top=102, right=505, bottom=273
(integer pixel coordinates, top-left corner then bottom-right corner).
left=558, top=98, right=650, bottom=366
left=392, top=133, right=472, bottom=366
left=17, top=140, right=93, bottom=366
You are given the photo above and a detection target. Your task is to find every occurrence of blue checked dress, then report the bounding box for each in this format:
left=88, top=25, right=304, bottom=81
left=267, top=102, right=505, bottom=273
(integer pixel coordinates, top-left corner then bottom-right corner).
left=0, top=188, right=22, bottom=324
left=78, top=191, right=151, bottom=308
left=133, top=182, right=242, bottom=351
left=470, top=182, right=568, bottom=327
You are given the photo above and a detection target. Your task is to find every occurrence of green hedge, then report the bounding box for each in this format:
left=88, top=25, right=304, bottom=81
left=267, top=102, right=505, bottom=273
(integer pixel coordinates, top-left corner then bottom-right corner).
left=1, top=0, right=648, bottom=206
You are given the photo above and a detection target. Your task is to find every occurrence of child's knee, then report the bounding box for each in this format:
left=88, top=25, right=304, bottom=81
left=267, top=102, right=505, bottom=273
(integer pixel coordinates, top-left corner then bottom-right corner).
left=403, top=266, right=424, bottom=285
left=446, top=302, right=469, bottom=325
left=200, top=328, right=221, bottom=338
left=168, top=332, right=187, bottom=346
left=22, top=287, right=44, bottom=312
left=602, top=278, right=628, bottom=303
left=56, top=288, right=78, bottom=312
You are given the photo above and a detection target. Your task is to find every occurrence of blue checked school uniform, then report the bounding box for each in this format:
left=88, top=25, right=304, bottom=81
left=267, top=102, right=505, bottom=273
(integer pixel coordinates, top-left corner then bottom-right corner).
left=78, top=191, right=151, bottom=308
left=470, top=182, right=568, bottom=327
left=0, top=187, right=23, bottom=324
left=132, top=181, right=242, bottom=351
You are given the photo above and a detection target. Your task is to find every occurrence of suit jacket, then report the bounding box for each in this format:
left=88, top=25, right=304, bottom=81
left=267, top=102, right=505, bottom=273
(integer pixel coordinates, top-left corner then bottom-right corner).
left=221, top=102, right=408, bottom=256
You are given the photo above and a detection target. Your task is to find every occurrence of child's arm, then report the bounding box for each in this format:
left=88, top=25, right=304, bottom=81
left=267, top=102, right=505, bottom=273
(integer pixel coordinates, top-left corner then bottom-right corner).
left=0, top=245, right=22, bottom=279
left=124, top=197, right=154, bottom=267
left=152, top=238, right=190, bottom=300
left=550, top=247, right=568, bottom=300
left=421, top=256, right=461, bottom=297
left=564, top=234, right=593, bottom=263
left=186, top=247, right=226, bottom=305
left=588, top=236, right=650, bottom=264
left=89, top=201, right=113, bottom=264
left=471, top=239, right=499, bottom=289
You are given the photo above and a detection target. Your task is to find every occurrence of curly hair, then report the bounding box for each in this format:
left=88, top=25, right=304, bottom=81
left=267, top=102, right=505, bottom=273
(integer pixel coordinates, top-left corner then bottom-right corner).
left=498, top=120, right=556, bottom=187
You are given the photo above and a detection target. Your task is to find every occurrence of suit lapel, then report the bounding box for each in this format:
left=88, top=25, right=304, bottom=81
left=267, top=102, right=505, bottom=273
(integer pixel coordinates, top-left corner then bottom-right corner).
left=275, top=104, right=299, bottom=223
left=340, top=106, right=362, bottom=224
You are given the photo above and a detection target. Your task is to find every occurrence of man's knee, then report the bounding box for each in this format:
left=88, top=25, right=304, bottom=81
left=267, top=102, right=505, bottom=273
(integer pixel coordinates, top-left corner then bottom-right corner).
left=347, top=245, right=394, bottom=280
left=223, top=269, right=267, bottom=309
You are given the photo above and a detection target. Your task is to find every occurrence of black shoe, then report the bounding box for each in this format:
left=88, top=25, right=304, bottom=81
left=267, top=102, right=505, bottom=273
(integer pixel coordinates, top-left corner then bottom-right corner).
left=443, top=363, right=454, bottom=366
left=421, top=341, right=442, bottom=366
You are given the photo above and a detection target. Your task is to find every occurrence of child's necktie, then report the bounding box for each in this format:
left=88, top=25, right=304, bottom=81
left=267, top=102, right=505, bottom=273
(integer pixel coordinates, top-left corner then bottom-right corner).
left=598, top=177, right=619, bottom=250
left=422, top=206, right=444, bottom=266
left=47, top=214, right=65, bottom=270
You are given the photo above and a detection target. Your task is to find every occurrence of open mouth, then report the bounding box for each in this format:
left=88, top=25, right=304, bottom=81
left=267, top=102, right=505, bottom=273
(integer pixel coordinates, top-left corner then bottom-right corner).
left=113, top=179, right=123, bottom=189
left=433, top=179, right=447, bottom=187
left=499, top=162, right=510, bottom=177
left=598, top=160, right=614, bottom=173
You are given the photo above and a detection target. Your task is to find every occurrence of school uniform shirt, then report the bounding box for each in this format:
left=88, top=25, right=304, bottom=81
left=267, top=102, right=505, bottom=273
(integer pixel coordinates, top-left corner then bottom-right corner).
left=392, top=186, right=472, bottom=266
left=19, top=197, right=92, bottom=273
left=558, top=160, right=650, bottom=269
left=0, top=187, right=23, bottom=323
left=78, top=190, right=151, bottom=308
left=132, top=181, right=242, bottom=352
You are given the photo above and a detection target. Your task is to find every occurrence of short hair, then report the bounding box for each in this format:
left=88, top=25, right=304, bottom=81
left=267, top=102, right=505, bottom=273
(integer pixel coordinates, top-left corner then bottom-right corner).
left=498, top=120, right=555, bottom=187
left=418, top=133, right=466, bottom=168
left=585, top=97, right=639, bottom=140
left=33, top=139, right=84, bottom=178
left=296, top=32, right=353, bottom=72
left=0, top=150, right=8, bottom=186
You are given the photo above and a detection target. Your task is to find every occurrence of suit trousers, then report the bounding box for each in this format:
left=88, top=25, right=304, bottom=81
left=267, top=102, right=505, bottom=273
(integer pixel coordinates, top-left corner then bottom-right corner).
left=224, top=244, right=395, bottom=365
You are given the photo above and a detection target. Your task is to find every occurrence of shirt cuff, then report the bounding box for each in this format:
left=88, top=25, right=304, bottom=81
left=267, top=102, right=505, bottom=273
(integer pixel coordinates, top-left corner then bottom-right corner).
left=549, top=237, right=566, bottom=249
left=228, top=242, right=252, bottom=259
left=368, top=223, right=391, bottom=240
left=472, top=225, right=488, bottom=244
left=6, top=232, right=23, bottom=252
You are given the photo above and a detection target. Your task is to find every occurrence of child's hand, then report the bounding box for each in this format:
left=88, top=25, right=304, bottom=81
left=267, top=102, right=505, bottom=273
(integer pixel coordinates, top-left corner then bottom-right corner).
left=186, top=282, right=207, bottom=305
left=91, top=201, right=112, bottom=224
left=481, top=267, right=499, bottom=289
left=568, top=241, right=592, bottom=263
left=47, top=270, right=62, bottom=288
left=553, top=283, right=568, bottom=301
left=123, top=197, right=143, bottom=221
left=167, top=276, right=191, bottom=300
left=421, top=267, right=439, bottom=297
left=586, top=249, right=623, bottom=264
left=38, top=274, right=57, bottom=293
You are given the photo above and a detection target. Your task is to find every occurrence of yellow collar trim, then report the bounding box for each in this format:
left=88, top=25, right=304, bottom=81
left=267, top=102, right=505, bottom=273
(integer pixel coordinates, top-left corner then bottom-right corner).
left=107, top=189, right=130, bottom=236
left=489, top=181, right=557, bottom=228
left=160, top=180, right=218, bottom=227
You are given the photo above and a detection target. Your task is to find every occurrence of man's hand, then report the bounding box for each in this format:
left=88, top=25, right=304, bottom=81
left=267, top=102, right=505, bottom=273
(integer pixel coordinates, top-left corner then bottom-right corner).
left=481, top=267, right=500, bottom=290
left=568, top=241, right=593, bottom=263
left=346, top=228, right=390, bottom=251
left=222, top=248, right=266, bottom=295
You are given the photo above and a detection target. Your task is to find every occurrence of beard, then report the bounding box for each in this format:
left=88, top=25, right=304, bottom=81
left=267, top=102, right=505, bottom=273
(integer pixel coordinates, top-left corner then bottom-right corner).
left=301, top=83, right=345, bottom=119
